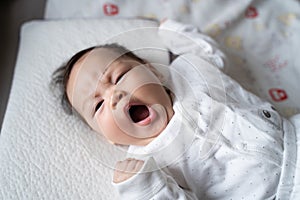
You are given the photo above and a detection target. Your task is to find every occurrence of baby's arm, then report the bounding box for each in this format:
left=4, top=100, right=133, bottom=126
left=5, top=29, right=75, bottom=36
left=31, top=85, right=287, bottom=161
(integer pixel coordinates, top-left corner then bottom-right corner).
left=113, top=157, right=197, bottom=200
left=159, top=19, right=270, bottom=105
left=158, top=19, right=227, bottom=69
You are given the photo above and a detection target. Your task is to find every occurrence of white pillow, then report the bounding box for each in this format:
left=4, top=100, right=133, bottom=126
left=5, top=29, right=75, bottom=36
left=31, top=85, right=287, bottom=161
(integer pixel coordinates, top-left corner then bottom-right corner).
left=0, top=19, right=169, bottom=200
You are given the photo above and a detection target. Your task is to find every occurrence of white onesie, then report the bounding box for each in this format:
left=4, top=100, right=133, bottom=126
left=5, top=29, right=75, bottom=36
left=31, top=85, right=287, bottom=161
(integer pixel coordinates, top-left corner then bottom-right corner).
left=113, top=20, right=300, bottom=200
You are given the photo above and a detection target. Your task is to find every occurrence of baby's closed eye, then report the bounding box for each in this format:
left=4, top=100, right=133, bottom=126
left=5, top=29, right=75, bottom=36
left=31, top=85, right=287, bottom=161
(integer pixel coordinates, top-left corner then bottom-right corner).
left=114, top=68, right=131, bottom=84
left=95, top=100, right=104, bottom=112
left=115, top=72, right=126, bottom=84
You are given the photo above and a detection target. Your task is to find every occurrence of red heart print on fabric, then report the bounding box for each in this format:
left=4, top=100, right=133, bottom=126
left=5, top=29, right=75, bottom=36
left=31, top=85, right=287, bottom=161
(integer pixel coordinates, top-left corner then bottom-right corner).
left=245, top=6, right=258, bottom=18
left=103, top=3, right=119, bottom=16
left=269, top=88, right=288, bottom=102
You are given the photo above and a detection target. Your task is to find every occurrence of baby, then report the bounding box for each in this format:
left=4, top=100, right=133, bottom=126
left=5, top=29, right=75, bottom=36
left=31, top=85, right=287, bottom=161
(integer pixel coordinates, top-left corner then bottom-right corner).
left=52, top=20, right=300, bottom=199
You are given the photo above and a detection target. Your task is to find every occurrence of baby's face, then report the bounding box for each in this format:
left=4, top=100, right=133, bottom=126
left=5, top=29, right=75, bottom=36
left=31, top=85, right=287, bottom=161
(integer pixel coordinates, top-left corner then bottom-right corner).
left=67, top=48, right=174, bottom=146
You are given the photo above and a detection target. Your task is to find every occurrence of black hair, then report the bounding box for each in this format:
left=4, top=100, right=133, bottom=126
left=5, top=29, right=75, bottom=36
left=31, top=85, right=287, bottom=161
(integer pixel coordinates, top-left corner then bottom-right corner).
left=51, top=43, right=146, bottom=115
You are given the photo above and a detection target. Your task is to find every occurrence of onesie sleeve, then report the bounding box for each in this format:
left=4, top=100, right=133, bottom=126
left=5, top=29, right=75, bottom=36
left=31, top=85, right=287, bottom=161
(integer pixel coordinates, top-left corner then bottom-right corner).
left=158, top=20, right=269, bottom=105
left=158, top=19, right=227, bottom=69
left=112, top=157, right=198, bottom=200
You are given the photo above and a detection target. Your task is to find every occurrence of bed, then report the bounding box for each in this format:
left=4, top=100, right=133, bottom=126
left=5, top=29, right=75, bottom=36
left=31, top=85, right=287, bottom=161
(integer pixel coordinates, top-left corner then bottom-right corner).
left=1, top=0, right=300, bottom=199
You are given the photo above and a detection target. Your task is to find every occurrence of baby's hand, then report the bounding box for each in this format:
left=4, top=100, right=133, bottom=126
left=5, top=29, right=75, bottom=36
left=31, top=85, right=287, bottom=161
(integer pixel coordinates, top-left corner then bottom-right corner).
left=113, top=158, right=144, bottom=183
left=160, top=18, right=168, bottom=25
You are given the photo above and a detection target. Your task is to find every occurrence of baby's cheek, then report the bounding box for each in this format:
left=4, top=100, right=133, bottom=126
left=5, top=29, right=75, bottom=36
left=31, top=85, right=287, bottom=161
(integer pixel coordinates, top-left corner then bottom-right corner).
left=91, top=114, right=105, bottom=136
left=96, top=112, right=118, bottom=136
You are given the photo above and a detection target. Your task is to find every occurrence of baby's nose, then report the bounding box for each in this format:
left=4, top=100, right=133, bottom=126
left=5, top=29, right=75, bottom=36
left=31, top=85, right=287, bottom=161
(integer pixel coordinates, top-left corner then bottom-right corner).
left=111, top=90, right=126, bottom=110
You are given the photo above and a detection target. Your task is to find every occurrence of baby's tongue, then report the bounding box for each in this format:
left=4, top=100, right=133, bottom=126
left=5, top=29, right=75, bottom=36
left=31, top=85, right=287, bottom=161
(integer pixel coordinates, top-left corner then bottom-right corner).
left=129, top=105, right=149, bottom=123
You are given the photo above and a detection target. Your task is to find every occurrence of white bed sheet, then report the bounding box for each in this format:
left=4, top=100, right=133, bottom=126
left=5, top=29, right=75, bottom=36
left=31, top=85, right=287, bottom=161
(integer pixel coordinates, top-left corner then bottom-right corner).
left=0, top=19, right=169, bottom=200
left=45, top=0, right=300, bottom=117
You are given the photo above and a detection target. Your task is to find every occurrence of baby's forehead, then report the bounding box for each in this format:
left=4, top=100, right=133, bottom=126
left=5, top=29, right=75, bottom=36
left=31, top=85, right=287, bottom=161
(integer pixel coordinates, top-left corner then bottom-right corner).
left=76, top=47, right=140, bottom=73
left=83, top=48, right=123, bottom=67
left=73, top=48, right=116, bottom=75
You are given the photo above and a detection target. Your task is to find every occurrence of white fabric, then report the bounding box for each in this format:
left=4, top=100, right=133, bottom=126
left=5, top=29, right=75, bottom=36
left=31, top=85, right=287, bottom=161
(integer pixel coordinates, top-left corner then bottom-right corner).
left=45, top=0, right=191, bottom=22
left=44, top=0, right=300, bottom=117
left=289, top=114, right=300, bottom=199
left=0, top=19, right=170, bottom=200
left=113, top=20, right=300, bottom=200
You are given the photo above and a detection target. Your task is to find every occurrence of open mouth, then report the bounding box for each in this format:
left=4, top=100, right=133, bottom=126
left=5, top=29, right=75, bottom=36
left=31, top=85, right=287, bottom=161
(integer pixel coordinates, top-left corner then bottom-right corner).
left=129, top=105, right=150, bottom=124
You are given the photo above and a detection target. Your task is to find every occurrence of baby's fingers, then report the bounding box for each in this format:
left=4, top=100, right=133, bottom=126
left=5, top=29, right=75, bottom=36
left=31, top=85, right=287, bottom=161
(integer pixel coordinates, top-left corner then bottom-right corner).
left=113, top=158, right=144, bottom=183
left=160, top=17, right=168, bottom=25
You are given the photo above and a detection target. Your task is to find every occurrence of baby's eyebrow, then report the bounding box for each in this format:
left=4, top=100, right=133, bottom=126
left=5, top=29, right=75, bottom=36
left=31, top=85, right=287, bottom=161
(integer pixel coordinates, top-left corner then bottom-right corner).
left=98, top=59, right=123, bottom=83
left=99, top=62, right=114, bottom=81
left=102, top=66, right=109, bottom=76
